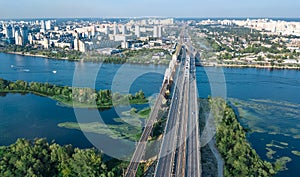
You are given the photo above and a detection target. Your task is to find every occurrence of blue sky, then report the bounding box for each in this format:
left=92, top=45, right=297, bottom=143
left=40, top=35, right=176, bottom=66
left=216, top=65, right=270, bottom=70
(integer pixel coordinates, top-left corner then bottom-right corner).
left=0, top=0, right=299, bottom=19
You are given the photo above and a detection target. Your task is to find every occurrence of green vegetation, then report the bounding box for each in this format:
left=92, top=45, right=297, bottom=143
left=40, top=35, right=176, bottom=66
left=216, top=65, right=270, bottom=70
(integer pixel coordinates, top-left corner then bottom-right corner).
left=266, top=143, right=286, bottom=150
left=58, top=121, right=141, bottom=141
left=83, top=54, right=127, bottom=64
left=122, top=107, right=151, bottom=119
left=136, top=163, right=146, bottom=177
left=274, top=157, right=292, bottom=171
left=291, top=151, right=300, bottom=156
left=59, top=107, right=152, bottom=141
left=0, top=138, right=115, bottom=177
left=209, top=98, right=277, bottom=176
left=85, top=48, right=171, bottom=65
left=0, top=45, right=82, bottom=60
left=138, top=108, right=151, bottom=118
left=230, top=98, right=300, bottom=139
left=198, top=98, right=218, bottom=177
left=0, top=44, right=172, bottom=65
left=0, top=78, right=147, bottom=108
left=190, top=24, right=300, bottom=69
left=241, top=44, right=290, bottom=54
left=266, top=148, right=277, bottom=159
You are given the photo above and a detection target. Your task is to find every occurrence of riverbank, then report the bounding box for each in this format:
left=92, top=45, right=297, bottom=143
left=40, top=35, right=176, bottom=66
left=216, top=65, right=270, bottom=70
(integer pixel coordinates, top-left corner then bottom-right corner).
left=0, top=47, right=171, bottom=65
left=5, top=51, right=70, bottom=60
left=199, top=98, right=279, bottom=177
left=6, top=50, right=300, bottom=69
left=200, top=62, right=300, bottom=70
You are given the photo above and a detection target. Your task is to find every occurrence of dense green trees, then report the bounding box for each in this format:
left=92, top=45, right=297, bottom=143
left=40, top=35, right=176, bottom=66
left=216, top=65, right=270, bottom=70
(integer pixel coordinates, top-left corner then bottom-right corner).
left=241, top=44, right=289, bottom=54
left=0, top=78, right=147, bottom=108
left=0, top=45, right=82, bottom=60
left=84, top=54, right=127, bottom=64
left=84, top=48, right=171, bottom=64
left=0, top=138, right=113, bottom=177
left=209, top=98, right=277, bottom=176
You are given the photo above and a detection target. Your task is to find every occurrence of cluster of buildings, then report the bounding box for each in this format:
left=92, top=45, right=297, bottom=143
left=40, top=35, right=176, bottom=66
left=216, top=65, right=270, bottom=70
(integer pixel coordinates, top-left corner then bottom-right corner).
left=1, top=24, right=29, bottom=46
left=234, top=19, right=300, bottom=37
left=0, top=18, right=175, bottom=53
left=198, top=19, right=300, bottom=37
left=196, top=18, right=300, bottom=54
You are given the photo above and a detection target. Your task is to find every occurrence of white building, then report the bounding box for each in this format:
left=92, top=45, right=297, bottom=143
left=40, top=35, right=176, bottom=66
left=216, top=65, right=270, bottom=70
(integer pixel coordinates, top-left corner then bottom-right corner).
left=28, top=33, right=33, bottom=45
left=104, top=25, right=110, bottom=35
left=135, top=25, right=140, bottom=38
left=121, top=25, right=127, bottom=35
left=15, top=30, right=23, bottom=46
left=153, top=26, right=162, bottom=38
left=113, top=22, right=118, bottom=35
left=43, top=38, right=49, bottom=49
left=114, top=35, right=127, bottom=42
left=91, top=25, right=96, bottom=36
left=40, top=20, right=46, bottom=33
left=74, top=37, right=86, bottom=53
left=45, top=20, right=52, bottom=30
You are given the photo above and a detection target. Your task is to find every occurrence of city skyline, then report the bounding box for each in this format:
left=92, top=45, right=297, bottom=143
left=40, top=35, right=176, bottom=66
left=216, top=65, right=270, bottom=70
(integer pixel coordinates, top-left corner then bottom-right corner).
left=0, top=0, right=299, bottom=19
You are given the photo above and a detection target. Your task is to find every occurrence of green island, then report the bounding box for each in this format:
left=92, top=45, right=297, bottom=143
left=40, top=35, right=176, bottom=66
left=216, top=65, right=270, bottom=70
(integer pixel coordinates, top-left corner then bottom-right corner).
left=208, top=98, right=279, bottom=176
left=0, top=78, right=148, bottom=109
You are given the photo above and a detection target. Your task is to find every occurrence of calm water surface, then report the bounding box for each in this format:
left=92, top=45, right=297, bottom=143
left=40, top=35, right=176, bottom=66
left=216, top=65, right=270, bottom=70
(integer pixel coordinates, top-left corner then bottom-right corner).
left=197, top=67, right=300, bottom=177
left=1, top=53, right=300, bottom=176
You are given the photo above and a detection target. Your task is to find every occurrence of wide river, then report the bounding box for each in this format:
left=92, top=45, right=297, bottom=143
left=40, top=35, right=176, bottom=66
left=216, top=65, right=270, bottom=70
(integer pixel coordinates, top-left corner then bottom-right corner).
left=0, top=53, right=300, bottom=176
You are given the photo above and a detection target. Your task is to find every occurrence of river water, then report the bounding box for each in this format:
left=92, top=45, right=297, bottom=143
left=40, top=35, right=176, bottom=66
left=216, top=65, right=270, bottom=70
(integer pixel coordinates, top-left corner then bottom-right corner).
left=1, top=53, right=300, bottom=176
left=197, top=67, right=300, bottom=177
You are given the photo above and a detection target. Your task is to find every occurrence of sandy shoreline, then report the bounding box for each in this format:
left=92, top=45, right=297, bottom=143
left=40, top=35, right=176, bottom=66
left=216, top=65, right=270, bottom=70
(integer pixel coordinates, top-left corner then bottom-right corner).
left=4, top=51, right=70, bottom=60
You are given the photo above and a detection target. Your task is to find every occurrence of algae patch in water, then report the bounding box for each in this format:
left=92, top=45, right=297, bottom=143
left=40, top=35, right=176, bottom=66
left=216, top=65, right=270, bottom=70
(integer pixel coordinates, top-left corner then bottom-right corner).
left=291, top=151, right=300, bottom=156
left=58, top=107, right=151, bottom=141
left=229, top=98, right=300, bottom=138
left=266, top=147, right=277, bottom=159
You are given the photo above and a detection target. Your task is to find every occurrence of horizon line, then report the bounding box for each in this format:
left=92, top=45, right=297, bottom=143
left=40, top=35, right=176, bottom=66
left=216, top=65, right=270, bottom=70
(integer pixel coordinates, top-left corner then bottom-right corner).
left=1, top=16, right=300, bottom=21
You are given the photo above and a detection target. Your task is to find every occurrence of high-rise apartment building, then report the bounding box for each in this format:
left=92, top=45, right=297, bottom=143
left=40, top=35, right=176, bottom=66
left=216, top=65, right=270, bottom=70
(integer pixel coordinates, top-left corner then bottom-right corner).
left=15, top=30, right=23, bottom=46
left=135, top=25, right=140, bottom=38
left=45, top=20, right=52, bottom=30
left=113, top=22, right=118, bottom=35
left=153, top=26, right=162, bottom=38
left=21, top=26, right=29, bottom=44
left=122, top=25, right=127, bottom=35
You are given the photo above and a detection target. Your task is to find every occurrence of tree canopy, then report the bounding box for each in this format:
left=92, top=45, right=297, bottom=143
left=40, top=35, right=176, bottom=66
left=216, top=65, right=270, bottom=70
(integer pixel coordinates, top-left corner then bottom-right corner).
left=0, top=138, right=114, bottom=177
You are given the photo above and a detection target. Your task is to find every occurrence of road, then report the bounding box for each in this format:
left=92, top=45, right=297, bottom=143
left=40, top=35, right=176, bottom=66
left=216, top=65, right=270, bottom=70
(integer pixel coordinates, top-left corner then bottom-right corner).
left=208, top=140, right=224, bottom=177
left=186, top=53, right=201, bottom=177
left=154, top=47, right=186, bottom=177
left=125, top=30, right=184, bottom=177
left=155, top=28, right=202, bottom=177
left=127, top=27, right=202, bottom=177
